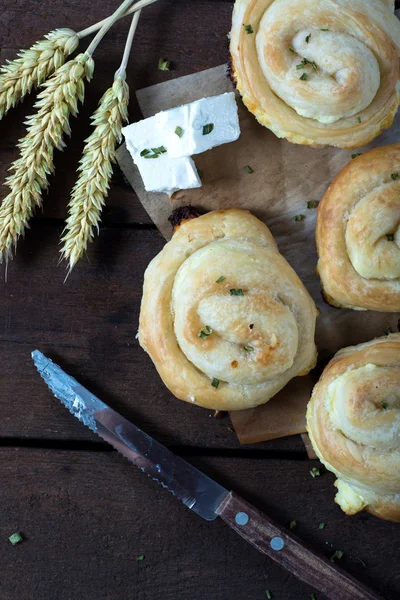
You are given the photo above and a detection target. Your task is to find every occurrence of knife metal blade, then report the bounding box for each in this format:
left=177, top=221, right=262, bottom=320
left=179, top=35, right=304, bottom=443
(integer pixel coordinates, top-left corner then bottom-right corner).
left=32, top=349, right=383, bottom=600
left=31, top=350, right=228, bottom=521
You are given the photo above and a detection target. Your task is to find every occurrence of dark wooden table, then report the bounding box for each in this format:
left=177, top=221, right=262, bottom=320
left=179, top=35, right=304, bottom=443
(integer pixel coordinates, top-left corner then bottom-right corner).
left=1, top=2, right=399, bottom=599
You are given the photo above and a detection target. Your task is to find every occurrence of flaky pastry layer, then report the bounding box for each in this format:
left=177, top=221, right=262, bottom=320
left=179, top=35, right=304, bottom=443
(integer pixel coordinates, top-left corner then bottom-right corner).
left=139, top=209, right=318, bottom=410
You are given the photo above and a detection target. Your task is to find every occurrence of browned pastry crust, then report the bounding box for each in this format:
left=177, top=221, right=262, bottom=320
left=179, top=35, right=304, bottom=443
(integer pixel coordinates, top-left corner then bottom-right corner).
left=307, top=334, right=400, bottom=522
left=316, top=144, right=400, bottom=312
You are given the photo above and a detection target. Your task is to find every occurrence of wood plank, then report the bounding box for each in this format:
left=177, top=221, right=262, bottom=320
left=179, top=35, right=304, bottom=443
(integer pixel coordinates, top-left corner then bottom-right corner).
left=0, top=0, right=234, bottom=225
left=0, top=224, right=306, bottom=451
left=1, top=448, right=398, bottom=600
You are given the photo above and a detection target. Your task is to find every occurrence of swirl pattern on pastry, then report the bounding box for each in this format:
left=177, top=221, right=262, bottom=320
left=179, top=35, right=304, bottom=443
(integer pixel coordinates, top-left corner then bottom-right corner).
left=316, top=144, right=400, bottom=311
left=230, top=0, right=400, bottom=148
left=139, top=209, right=318, bottom=410
left=307, top=334, right=400, bottom=522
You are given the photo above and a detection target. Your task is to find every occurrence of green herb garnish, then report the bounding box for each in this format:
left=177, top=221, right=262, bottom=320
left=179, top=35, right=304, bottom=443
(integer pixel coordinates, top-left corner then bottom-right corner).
left=307, top=200, right=319, bottom=209
left=384, top=327, right=393, bottom=335
left=300, top=72, right=308, bottom=81
left=296, top=63, right=305, bottom=70
left=330, top=550, right=344, bottom=562
left=230, top=289, right=244, bottom=296
left=382, top=402, right=389, bottom=410
left=216, top=276, right=226, bottom=283
left=244, top=345, right=254, bottom=352
left=141, top=146, right=167, bottom=159
left=289, top=47, right=295, bottom=53
left=310, top=467, right=320, bottom=478
left=140, top=149, right=150, bottom=157
left=311, top=595, right=317, bottom=600
left=266, top=591, right=272, bottom=600
left=357, top=116, right=361, bottom=124
left=158, top=58, right=170, bottom=71
left=386, top=233, right=395, bottom=241
left=295, top=214, right=305, bottom=221
left=8, top=532, right=23, bottom=545
left=320, top=28, right=329, bottom=31
left=391, top=172, right=399, bottom=180
left=319, top=522, right=325, bottom=529
left=244, top=24, right=254, bottom=34
left=311, top=61, right=318, bottom=71
left=137, top=555, right=145, bottom=561
left=289, top=520, right=297, bottom=530
left=174, top=126, right=183, bottom=138
left=197, top=325, right=213, bottom=340
left=243, top=165, right=253, bottom=174
left=151, top=146, right=167, bottom=154
left=202, top=123, right=214, bottom=136
left=352, top=153, right=361, bottom=159
left=212, top=378, right=220, bottom=389
left=305, top=33, right=311, bottom=43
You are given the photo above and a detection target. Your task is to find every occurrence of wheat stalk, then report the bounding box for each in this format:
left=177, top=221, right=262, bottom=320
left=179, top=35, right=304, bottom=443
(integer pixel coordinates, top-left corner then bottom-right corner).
left=0, top=53, right=94, bottom=264
left=60, top=76, right=129, bottom=272
left=0, top=29, right=79, bottom=120
left=61, top=10, right=141, bottom=273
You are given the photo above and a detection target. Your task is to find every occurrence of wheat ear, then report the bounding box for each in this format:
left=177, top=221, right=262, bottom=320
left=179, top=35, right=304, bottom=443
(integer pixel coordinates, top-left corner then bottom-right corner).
left=0, top=29, right=79, bottom=120
left=61, top=11, right=141, bottom=273
left=0, top=53, right=94, bottom=264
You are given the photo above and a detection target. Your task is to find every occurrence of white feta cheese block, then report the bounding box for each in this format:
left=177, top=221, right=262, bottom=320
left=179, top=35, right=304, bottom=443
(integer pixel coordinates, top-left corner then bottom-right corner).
left=127, top=144, right=201, bottom=194
left=122, top=92, right=240, bottom=160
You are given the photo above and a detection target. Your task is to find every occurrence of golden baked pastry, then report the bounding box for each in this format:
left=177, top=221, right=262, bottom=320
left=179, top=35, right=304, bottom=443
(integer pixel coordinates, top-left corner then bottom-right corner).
left=307, top=334, right=400, bottom=522
left=139, top=209, right=318, bottom=411
left=316, top=144, right=400, bottom=312
left=230, top=0, right=400, bottom=148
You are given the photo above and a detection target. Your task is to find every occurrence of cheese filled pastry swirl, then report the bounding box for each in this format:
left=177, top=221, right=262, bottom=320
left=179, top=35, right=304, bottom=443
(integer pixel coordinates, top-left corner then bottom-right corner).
left=316, top=144, right=400, bottom=312
left=139, top=209, right=318, bottom=411
left=230, top=0, right=400, bottom=148
left=307, top=334, right=400, bottom=522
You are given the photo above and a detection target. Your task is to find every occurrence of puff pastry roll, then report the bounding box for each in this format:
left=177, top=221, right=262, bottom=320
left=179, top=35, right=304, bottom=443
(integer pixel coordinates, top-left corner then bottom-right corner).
left=230, top=0, right=400, bottom=148
left=139, top=209, right=318, bottom=411
left=316, top=144, right=400, bottom=312
left=307, top=334, right=400, bottom=522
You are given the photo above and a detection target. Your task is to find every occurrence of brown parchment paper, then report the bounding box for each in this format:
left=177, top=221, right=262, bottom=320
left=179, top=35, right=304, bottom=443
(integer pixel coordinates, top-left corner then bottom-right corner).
left=117, top=63, right=400, bottom=446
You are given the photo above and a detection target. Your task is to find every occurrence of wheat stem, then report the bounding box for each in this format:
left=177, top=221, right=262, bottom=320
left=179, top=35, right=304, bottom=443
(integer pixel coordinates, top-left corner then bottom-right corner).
left=61, top=11, right=142, bottom=273
left=85, top=0, right=137, bottom=56
left=77, top=0, right=158, bottom=39
left=0, top=29, right=79, bottom=120
left=0, top=53, right=94, bottom=264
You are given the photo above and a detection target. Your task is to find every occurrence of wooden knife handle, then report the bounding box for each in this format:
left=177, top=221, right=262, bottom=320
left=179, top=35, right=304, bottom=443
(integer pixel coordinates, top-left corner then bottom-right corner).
left=216, top=492, right=383, bottom=600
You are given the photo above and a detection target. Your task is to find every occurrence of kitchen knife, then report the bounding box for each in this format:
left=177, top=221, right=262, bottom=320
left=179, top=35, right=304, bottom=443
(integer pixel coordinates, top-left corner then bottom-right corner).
left=32, top=350, right=383, bottom=600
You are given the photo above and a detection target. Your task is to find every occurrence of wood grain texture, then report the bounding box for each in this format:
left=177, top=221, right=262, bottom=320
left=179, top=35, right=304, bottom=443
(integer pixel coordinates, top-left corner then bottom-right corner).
left=1, top=448, right=400, bottom=600
left=0, top=223, right=306, bottom=451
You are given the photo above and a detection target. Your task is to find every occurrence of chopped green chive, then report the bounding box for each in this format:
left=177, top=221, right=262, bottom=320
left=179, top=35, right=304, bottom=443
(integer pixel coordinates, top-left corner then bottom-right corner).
left=351, top=153, right=361, bottom=159
left=299, top=72, right=308, bottom=81
left=243, top=165, right=253, bottom=174
left=307, top=200, right=319, bottom=209
left=391, top=172, right=399, bottom=180
left=216, top=276, right=226, bottom=283
left=330, top=550, right=344, bottom=562
left=197, top=326, right=213, bottom=340
left=202, top=123, right=214, bottom=136
left=289, top=47, right=295, bottom=53
left=244, top=345, right=254, bottom=352
left=212, top=378, right=220, bottom=389
left=8, top=532, right=23, bottom=545
left=140, top=149, right=150, bottom=157
left=151, top=146, right=167, bottom=154
left=319, top=522, right=325, bottom=529
left=296, top=63, right=305, bottom=70
left=310, top=467, right=320, bottom=478
left=137, top=555, right=145, bottom=561
left=295, top=214, right=305, bottom=221
left=174, top=126, right=183, bottom=138
left=230, top=289, right=244, bottom=296
left=266, top=591, right=272, bottom=600
left=289, top=520, right=297, bottom=530
left=244, top=24, right=254, bottom=34
left=382, top=402, right=389, bottom=410
left=357, top=116, right=361, bottom=124
left=311, top=595, right=317, bottom=600
left=384, top=327, right=393, bottom=335
left=141, top=146, right=167, bottom=159
left=386, top=233, right=395, bottom=241
left=305, top=33, right=311, bottom=43
left=311, top=61, right=318, bottom=71
left=158, top=58, right=170, bottom=71
left=320, top=28, right=329, bottom=31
